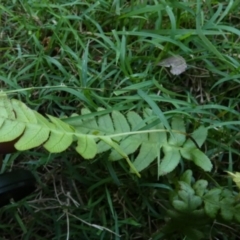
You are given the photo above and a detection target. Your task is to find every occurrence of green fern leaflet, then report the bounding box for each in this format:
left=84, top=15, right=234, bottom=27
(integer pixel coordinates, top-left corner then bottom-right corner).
left=0, top=93, right=212, bottom=177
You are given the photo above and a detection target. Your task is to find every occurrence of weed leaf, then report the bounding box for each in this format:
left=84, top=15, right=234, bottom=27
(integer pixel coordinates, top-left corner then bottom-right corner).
left=203, top=188, right=221, bottom=218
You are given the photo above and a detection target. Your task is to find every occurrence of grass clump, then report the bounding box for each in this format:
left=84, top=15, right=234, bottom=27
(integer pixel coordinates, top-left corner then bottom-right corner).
left=1, top=0, right=240, bottom=239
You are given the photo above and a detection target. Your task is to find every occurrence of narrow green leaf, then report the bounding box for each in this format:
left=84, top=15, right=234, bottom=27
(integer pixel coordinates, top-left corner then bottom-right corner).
left=138, top=90, right=171, bottom=132
left=165, top=5, right=176, bottom=32
left=207, top=3, right=223, bottom=25
left=119, top=5, right=165, bottom=18
left=196, top=1, right=227, bottom=62
left=216, top=0, right=233, bottom=24
left=119, top=218, right=141, bottom=227
left=105, top=187, right=114, bottom=217
left=81, top=41, right=89, bottom=87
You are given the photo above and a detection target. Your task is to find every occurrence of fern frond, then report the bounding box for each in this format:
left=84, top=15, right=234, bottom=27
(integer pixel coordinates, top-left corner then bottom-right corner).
left=0, top=93, right=212, bottom=177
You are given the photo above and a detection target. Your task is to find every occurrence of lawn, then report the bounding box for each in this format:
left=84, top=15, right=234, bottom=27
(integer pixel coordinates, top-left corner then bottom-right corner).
left=1, top=0, right=240, bottom=239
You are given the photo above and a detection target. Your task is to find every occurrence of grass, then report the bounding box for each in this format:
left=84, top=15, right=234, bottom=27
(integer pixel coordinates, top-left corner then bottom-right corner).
left=1, top=0, right=240, bottom=239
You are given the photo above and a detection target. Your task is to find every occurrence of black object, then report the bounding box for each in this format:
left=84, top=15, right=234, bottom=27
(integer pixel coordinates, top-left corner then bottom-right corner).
left=0, top=169, right=36, bottom=207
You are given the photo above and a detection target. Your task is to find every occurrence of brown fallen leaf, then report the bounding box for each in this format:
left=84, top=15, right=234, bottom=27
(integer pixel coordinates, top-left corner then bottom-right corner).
left=157, top=55, right=187, bottom=75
